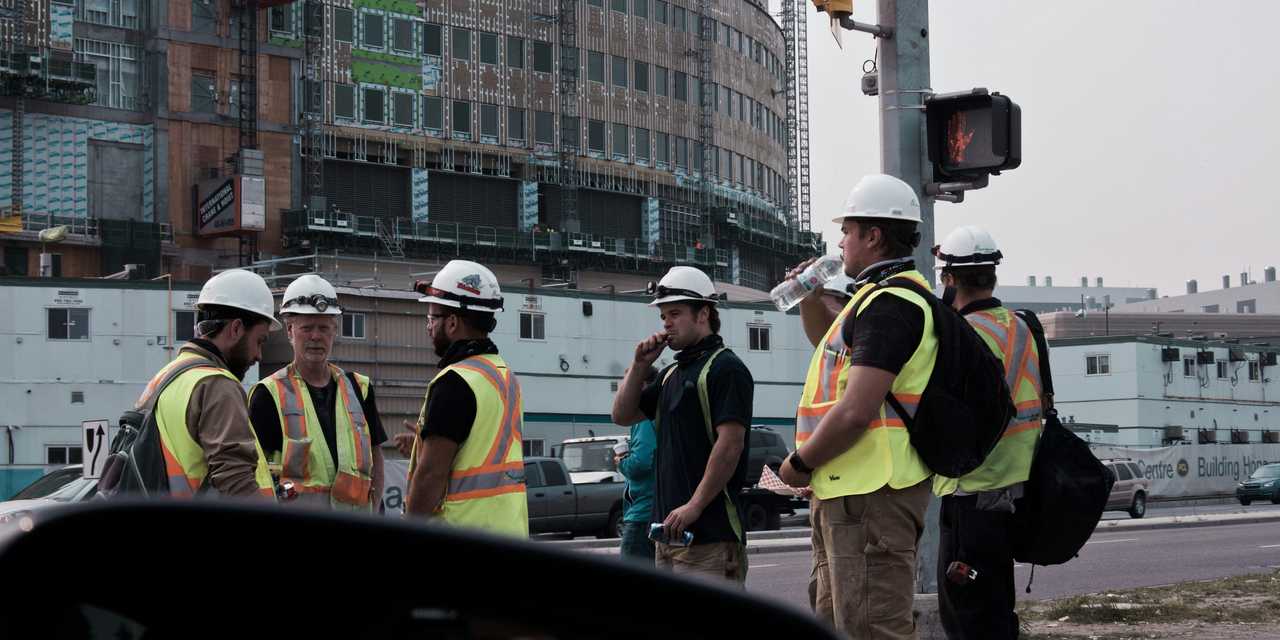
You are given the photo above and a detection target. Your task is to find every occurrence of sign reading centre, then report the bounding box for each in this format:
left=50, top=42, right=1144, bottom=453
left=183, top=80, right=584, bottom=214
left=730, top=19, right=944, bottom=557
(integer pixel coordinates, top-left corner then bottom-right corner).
left=1091, top=443, right=1280, bottom=498
left=194, top=175, right=266, bottom=237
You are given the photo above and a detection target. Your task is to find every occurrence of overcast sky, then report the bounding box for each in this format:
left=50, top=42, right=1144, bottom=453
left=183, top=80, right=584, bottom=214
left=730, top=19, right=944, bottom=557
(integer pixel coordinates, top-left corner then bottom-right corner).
left=796, top=0, right=1280, bottom=297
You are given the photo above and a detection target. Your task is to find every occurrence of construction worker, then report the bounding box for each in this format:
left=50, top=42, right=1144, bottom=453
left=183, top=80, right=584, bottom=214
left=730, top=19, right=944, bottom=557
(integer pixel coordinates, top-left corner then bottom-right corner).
left=932, top=226, right=1044, bottom=640
left=779, top=173, right=936, bottom=638
left=127, top=269, right=279, bottom=498
left=611, top=266, right=753, bottom=584
left=248, top=275, right=387, bottom=511
left=397, top=260, right=527, bottom=536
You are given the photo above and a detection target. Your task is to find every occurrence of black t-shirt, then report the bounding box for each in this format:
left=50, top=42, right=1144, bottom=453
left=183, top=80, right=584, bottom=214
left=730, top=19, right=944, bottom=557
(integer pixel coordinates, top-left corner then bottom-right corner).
left=250, top=372, right=388, bottom=466
left=416, top=338, right=499, bottom=445
left=639, top=334, right=753, bottom=545
left=418, top=371, right=477, bottom=444
left=841, top=291, right=927, bottom=374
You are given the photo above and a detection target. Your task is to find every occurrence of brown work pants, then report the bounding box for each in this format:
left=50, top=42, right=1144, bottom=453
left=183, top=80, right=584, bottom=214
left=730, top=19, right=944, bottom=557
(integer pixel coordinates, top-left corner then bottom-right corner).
left=811, top=481, right=931, bottom=639
left=655, top=540, right=748, bottom=586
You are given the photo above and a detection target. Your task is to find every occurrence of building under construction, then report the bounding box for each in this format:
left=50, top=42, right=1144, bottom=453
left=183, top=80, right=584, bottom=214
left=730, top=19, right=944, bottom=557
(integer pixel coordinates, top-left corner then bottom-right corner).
left=0, top=0, right=816, bottom=292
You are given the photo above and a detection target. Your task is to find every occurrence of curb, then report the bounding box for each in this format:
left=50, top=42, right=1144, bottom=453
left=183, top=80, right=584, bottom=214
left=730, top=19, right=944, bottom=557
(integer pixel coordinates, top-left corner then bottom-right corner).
left=549, top=510, right=1280, bottom=555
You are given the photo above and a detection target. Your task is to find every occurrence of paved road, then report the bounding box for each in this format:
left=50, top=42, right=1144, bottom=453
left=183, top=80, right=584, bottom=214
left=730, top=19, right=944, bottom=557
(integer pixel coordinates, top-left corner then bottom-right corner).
left=746, top=520, right=1280, bottom=611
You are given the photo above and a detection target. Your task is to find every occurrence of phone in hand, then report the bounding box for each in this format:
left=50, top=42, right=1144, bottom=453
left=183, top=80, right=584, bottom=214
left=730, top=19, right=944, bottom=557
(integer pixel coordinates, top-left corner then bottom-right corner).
left=648, top=523, right=694, bottom=547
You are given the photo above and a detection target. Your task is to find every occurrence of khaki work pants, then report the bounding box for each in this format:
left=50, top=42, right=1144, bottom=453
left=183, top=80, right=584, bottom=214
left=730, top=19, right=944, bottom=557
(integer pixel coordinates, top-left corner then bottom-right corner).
left=655, top=540, right=748, bottom=586
left=811, top=481, right=931, bottom=639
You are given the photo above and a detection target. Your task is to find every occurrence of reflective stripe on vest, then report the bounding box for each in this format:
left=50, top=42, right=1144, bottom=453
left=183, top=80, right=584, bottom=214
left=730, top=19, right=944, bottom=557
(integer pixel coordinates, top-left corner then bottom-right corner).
left=934, top=306, right=1044, bottom=495
left=146, top=351, right=276, bottom=499
left=408, top=354, right=528, bottom=537
left=795, top=270, right=938, bottom=499
left=258, top=364, right=374, bottom=510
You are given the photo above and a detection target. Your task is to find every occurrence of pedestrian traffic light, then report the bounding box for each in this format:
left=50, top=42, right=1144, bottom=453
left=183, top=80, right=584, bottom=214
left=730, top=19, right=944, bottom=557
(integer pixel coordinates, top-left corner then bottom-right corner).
left=926, top=89, right=1021, bottom=181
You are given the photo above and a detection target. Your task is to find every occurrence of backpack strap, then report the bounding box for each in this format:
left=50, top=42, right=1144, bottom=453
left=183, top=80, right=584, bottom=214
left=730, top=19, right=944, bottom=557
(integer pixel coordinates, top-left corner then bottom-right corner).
left=1014, top=309, right=1055, bottom=413
left=136, top=356, right=219, bottom=414
left=849, top=276, right=937, bottom=429
left=693, top=347, right=746, bottom=544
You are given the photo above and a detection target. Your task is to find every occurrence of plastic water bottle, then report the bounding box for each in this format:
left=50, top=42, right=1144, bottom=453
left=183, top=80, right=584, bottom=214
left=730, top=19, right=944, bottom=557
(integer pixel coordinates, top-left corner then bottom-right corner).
left=770, top=255, right=845, bottom=311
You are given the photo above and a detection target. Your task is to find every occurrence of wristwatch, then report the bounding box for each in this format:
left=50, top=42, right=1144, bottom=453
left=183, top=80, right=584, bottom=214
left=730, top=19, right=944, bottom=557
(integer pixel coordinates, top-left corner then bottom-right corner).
left=788, top=451, right=814, bottom=475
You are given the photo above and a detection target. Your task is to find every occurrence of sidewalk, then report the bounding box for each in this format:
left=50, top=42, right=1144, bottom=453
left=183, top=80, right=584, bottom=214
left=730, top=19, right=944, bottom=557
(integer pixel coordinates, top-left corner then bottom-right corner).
left=547, top=509, right=1280, bottom=556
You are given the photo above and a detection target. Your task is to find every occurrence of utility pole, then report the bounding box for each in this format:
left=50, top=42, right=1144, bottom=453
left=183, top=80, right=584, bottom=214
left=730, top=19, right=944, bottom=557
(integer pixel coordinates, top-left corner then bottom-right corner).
left=876, top=0, right=935, bottom=282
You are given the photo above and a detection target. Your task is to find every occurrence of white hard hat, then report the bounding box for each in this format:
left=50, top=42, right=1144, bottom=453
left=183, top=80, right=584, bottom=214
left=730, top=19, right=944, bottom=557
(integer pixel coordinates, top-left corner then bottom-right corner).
left=648, top=266, right=719, bottom=306
left=824, top=273, right=856, bottom=298
left=280, top=274, right=342, bottom=316
left=417, top=260, right=504, bottom=313
left=832, top=174, right=922, bottom=224
left=197, top=269, right=282, bottom=331
left=934, top=225, right=1003, bottom=270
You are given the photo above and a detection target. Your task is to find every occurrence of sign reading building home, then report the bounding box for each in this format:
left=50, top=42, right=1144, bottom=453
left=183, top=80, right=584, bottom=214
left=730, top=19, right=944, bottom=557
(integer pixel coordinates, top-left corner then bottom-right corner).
left=1092, top=443, right=1280, bottom=498
left=52, top=290, right=83, bottom=305
left=196, top=176, right=266, bottom=236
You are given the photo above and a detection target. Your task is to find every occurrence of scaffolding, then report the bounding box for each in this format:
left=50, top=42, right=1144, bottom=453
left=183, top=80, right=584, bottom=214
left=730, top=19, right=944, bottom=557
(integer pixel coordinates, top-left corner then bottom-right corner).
left=557, top=0, right=580, bottom=233
left=795, top=0, right=811, bottom=232
left=697, top=0, right=714, bottom=221
left=236, top=0, right=258, bottom=152
left=781, top=0, right=799, bottom=232
left=302, top=0, right=325, bottom=211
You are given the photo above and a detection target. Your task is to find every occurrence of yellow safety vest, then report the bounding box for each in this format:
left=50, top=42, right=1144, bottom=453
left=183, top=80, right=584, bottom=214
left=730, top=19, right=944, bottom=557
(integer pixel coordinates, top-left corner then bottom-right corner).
left=934, top=306, right=1043, bottom=495
left=408, top=354, right=528, bottom=537
left=795, top=270, right=938, bottom=500
left=139, top=352, right=276, bottom=498
left=253, top=364, right=376, bottom=511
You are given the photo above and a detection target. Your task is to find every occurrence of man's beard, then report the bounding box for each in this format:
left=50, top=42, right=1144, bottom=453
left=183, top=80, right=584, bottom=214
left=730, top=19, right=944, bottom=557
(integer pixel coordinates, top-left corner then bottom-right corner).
left=225, top=335, right=257, bottom=380
left=432, top=331, right=452, bottom=358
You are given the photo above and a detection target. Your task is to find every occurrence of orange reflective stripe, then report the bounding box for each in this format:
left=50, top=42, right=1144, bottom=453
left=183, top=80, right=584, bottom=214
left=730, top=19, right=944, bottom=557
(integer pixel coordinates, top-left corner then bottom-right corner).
left=336, top=373, right=371, bottom=474
left=868, top=418, right=906, bottom=430
left=446, top=483, right=527, bottom=502
left=332, top=471, right=372, bottom=505
left=451, top=460, right=523, bottom=478
left=161, top=439, right=197, bottom=497
left=453, top=358, right=520, bottom=467
left=1002, top=420, right=1041, bottom=438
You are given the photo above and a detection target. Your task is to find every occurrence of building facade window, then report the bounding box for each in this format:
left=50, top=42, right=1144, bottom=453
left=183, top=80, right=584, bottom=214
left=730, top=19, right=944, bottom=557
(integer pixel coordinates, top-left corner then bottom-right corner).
left=533, top=41, right=553, bottom=72
left=48, top=308, right=90, bottom=341
left=451, top=27, right=471, bottom=59
left=1217, top=361, right=1229, bottom=379
left=655, top=66, right=668, bottom=97
left=634, top=61, right=648, bottom=92
left=479, top=32, right=498, bottom=64
left=508, top=107, right=526, bottom=142
left=587, top=51, right=604, bottom=83
left=1238, top=299, right=1257, bottom=314
left=47, top=445, right=84, bottom=466
left=1086, top=354, right=1110, bottom=376
left=174, top=310, right=196, bottom=343
left=519, top=312, right=545, bottom=340
left=342, top=313, right=366, bottom=339
left=334, top=8, right=354, bottom=43
left=480, top=103, right=499, bottom=142
left=422, top=96, right=443, bottom=132
left=506, top=36, right=525, bottom=67
left=635, top=128, right=650, bottom=162
left=612, top=123, right=628, bottom=159
left=452, top=100, right=471, bottom=139
left=588, top=120, right=606, bottom=153
left=749, top=325, right=771, bottom=351
left=363, top=12, right=384, bottom=49
left=1249, top=361, right=1262, bottom=381
left=76, top=39, right=140, bottom=110
left=334, top=83, right=355, bottom=119
left=392, top=18, right=414, bottom=53
left=392, top=90, right=415, bottom=126
left=1183, top=357, right=1196, bottom=377
left=362, top=87, right=385, bottom=123
left=611, top=55, right=628, bottom=88
left=535, top=111, right=554, bottom=144
left=423, top=23, right=442, bottom=56
left=190, top=72, right=216, bottom=113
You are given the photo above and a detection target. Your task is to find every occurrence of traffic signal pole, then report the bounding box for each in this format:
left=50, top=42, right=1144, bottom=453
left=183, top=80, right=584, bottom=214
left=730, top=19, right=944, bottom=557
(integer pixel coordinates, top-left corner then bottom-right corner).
left=875, top=0, right=941, bottom=594
left=876, top=0, right=936, bottom=281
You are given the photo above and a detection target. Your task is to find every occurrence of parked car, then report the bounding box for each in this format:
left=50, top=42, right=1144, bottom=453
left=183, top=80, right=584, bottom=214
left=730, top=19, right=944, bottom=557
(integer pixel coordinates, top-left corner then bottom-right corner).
left=556, top=426, right=801, bottom=533
left=526, top=457, right=626, bottom=538
left=0, top=465, right=98, bottom=538
left=1101, top=458, right=1149, bottom=519
left=1236, top=463, right=1280, bottom=505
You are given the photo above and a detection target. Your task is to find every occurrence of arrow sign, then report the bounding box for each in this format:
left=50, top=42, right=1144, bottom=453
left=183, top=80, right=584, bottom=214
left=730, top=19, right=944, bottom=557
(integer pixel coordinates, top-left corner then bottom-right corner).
left=81, top=419, right=110, bottom=480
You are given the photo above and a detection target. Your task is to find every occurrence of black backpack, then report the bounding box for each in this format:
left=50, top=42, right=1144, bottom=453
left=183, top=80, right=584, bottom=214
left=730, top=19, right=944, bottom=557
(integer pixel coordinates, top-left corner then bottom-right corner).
left=850, top=277, right=1015, bottom=478
left=97, top=357, right=214, bottom=498
left=1009, top=310, right=1114, bottom=566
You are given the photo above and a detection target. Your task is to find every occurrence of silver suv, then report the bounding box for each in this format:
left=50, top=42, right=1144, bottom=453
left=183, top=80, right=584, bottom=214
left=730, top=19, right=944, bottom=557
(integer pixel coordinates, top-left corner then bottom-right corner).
left=1101, top=459, right=1149, bottom=519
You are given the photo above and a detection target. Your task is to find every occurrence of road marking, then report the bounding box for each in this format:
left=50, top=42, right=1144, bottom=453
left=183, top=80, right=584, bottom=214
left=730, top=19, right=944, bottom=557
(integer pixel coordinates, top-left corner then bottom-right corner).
left=1260, top=544, right=1280, bottom=549
left=753, top=563, right=780, bottom=568
left=1085, top=538, right=1139, bottom=545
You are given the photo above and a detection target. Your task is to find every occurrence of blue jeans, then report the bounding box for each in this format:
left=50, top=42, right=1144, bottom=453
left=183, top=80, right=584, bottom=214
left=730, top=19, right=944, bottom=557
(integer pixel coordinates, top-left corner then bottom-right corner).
left=619, top=521, right=655, bottom=563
